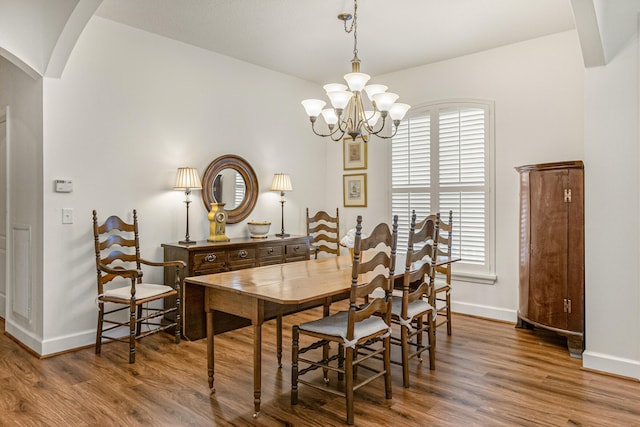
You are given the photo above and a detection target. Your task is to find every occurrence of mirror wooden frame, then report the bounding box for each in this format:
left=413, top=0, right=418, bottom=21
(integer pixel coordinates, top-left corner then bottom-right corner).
left=201, top=154, right=259, bottom=224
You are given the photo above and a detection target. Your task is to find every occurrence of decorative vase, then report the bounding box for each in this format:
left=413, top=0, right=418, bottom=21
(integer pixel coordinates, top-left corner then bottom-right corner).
left=208, top=202, right=230, bottom=242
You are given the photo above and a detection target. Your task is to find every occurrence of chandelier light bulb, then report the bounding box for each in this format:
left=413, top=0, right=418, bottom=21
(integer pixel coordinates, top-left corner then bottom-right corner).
left=389, top=103, right=411, bottom=121
left=301, top=99, right=326, bottom=118
left=364, top=84, right=388, bottom=101
left=321, top=108, right=339, bottom=125
left=372, top=92, right=399, bottom=112
left=323, top=83, right=348, bottom=93
left=344, top=72, right=371, bottom=92
left=327, top=90, right=353, bottom=110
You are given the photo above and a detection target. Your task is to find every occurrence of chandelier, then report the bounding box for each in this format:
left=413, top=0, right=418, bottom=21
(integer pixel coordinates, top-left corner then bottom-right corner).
left=301, top=0, right=410, bottom=142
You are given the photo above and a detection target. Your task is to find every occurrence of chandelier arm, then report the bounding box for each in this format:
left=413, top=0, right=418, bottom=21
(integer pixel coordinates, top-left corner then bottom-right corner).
left=311, top=120, right=347, bottom=140
left=369, top=120, right=401, bottom=140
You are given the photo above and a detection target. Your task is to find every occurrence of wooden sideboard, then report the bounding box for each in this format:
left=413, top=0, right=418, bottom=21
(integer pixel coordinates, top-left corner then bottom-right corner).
left=162, top=235, right=310, bottom=340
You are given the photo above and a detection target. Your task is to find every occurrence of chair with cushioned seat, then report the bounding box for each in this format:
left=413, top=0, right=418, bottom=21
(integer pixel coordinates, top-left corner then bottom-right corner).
left=431, top=210, right=453, bottom=335
left=390, top=210, right=440, bottom=388
left=93, top=209, right=185, bottom=363
left=291, top=215, right=397, bottom=425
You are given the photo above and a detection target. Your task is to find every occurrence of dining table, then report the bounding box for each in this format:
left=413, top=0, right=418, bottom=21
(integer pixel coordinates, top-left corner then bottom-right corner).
left=184, top=252, right=459, bottom=417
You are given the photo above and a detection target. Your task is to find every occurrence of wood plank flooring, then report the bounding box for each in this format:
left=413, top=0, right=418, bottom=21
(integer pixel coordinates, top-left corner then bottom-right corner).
left=1, top=309, right=639, bottom=426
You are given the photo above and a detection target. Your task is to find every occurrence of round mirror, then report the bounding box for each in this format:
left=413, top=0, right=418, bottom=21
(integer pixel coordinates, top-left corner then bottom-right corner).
left=201, top=155, right=258, bottom=224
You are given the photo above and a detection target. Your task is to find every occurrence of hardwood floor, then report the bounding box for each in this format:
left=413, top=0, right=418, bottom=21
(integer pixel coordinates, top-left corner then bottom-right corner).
left=1, top=309, right=639, bottom=426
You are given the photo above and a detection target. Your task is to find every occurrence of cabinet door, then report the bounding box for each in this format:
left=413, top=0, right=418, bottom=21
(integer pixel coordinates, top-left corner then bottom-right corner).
left=528, top=168, right=569, bottom=330
left=566, top=168, right=584, bottom=333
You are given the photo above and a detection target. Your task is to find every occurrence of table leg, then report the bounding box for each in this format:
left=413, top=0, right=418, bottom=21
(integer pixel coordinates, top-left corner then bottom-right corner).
left=276, top=314, right=283, bottom=368
left=253, top=321, right=262, bottom=418
left=207, top=310, right=215, bottom=392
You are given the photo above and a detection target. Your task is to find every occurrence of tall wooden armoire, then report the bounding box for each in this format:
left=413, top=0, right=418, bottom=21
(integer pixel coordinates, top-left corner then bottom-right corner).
left=515, top=161, right=585, bottom=358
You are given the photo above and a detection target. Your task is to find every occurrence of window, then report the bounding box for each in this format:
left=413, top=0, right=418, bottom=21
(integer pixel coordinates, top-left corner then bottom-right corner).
left=391, top=100, right=495, bottom=283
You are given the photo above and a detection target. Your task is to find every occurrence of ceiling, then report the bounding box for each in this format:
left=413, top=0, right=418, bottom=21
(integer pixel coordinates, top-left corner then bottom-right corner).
left=95, top=0, right=576, bottom=84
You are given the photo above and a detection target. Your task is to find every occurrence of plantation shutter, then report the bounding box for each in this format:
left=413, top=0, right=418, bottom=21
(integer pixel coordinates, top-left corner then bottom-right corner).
left=391, top=101, right=491, bottom=276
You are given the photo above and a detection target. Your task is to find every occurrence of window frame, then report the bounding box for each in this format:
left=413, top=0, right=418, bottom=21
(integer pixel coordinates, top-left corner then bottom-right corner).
left=388, top=99, right=496, bottom=285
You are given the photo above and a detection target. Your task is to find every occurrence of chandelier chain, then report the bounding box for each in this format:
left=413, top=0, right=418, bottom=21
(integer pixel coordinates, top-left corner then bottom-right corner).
left=352, top=0, right=358, bottom=61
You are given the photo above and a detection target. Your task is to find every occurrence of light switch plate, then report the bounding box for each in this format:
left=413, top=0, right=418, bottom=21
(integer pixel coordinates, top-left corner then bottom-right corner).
left=62, top=208, right=73, bottom=224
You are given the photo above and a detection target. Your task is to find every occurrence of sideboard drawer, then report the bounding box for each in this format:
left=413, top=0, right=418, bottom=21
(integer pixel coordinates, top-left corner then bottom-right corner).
left=228, top=248, right=256, bottom=262
left=257, top=245, right=284, bottom=258
left=286, top=243, right=306, bottom=259
left=192, top=251, right=226, bottom=271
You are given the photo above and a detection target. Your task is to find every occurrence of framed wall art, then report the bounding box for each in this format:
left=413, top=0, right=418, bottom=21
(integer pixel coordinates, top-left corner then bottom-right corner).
left=343, top=136, right=367, bottom=170
left=343, top=173, right=367, bottom=207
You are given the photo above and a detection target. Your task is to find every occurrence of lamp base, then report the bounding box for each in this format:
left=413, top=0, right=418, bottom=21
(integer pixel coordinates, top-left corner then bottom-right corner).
left=179, top=238, right=197, bottom=245
left=276, top=233, right=290, bottom=238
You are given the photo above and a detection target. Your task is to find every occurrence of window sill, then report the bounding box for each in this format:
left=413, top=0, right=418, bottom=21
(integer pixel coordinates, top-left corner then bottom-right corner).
left=452, top=271, right=497, bottom=285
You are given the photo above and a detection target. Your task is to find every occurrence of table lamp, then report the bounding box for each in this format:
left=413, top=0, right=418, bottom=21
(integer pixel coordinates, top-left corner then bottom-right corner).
left=174, top=167, right=202, bottom=244
left=270, top=173, right=292, bottom=237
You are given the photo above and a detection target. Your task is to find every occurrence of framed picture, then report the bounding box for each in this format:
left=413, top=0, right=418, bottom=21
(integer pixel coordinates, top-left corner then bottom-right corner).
left=343, top=173, right=367, bottom=207
left=343, top=136, right=367, bottom=170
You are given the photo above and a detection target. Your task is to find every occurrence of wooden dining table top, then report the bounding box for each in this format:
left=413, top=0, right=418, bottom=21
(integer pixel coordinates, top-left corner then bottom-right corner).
left=184, top=253, right=460, bottom=305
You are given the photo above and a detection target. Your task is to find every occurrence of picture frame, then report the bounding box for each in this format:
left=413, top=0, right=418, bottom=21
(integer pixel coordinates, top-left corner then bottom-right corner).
left=343, top=173, right=367, bottom=207
left=343, top=136, right=367, bottom=170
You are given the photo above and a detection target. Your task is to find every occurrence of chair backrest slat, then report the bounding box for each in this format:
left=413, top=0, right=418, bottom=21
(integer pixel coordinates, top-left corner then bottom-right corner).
left=306, top=208, right=340, bottom=257
left=93, top=209, right=142, bottom=290
left=347, top=215, right=398, bottom=341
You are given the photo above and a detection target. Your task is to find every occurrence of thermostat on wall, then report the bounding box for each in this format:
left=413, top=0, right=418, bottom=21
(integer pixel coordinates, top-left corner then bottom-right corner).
left=55, top=179, right=73, bottom=193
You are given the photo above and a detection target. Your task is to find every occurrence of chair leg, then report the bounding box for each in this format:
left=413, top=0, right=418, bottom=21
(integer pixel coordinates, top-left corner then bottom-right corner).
left=136, top=305, right=143, bottom=336
left=175, top=292, right=181, bottom=344
left=129, top=303, right=137, bottom=364
left=95, top=303, right=104, bottom=355
left=337, top=343, right=344, bottom=381
left=383, top=335, right=392, bottom=399
left=446, top=290, right=452, bottom=336
left=428, top=312, right=436, bottom=370
left=291, top=325, right=299, bottom=405
left=401, top=323, right=410, bottom=388
left=277, top=315, right=283, bottom=368
left=416, top=316, right=424, bottom=357
left=345, top=346, right=355, bottom=425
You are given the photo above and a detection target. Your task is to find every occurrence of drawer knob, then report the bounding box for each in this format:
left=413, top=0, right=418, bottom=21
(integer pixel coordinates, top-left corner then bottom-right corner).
left=268, top=248, right=274, bottom=254
left=292, top=245, right=300, bottom=252
left=239, top=250, right=248, bottom=258
left=205, top=254, right=217, bottom=263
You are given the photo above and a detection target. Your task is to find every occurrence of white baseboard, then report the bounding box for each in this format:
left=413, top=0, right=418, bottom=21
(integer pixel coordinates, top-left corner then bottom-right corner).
left=41, top=329, right=96, bottom=356
left=5, top=319, right=43, bottom=355
left=0, top=293, right=5, bottom=318
left=582, top=351, right=640, bottom=381
left=4, top=318, right=95, bottom=357
left=452, top=301, right=518, bottom=323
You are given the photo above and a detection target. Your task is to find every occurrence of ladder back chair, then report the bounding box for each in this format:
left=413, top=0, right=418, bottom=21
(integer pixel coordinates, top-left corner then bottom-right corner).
left=390, top=211, right=439, bottom=388
left=93, top=209, right=185, bottom=363
left=291, top=215, right=398, bottom=425
left=430, top=210, right=454, bottom=335
left=306, top=208, right=340, bottom=258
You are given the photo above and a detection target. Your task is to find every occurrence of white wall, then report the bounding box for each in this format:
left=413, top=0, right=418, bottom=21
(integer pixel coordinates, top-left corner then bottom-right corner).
left=582, top=25, right=640, bottom=379
left=40, top=16, right=325, bottom=354
left=345, top=31, right=585, bottom=321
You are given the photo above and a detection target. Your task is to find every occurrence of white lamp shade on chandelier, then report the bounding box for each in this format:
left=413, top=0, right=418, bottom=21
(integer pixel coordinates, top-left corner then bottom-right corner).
left=301, top=0, right=410, bottom=142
